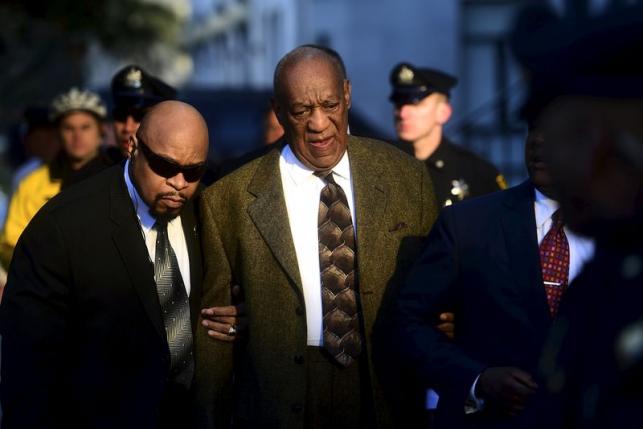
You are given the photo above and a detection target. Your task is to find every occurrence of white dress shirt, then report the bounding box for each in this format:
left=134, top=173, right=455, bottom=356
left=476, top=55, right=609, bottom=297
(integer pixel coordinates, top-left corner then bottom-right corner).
left=279, top=145, right=356, bottom=346
left=461, top=188, right=596, bottom=413
left=124, top=159, right=192, bottom=296
left=533, top=188, right=595, bottom=283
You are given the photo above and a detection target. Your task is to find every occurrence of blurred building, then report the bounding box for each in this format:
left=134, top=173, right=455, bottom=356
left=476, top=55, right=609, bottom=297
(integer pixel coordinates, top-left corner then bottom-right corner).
left=187, top=0, right=296, bottom=88
left=185, top=0, right=616, bottom=183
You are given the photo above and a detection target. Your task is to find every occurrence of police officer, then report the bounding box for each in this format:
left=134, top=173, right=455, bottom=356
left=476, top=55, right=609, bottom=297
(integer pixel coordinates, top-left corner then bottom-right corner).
left=109, top=64, right=177, bottom=161
left=389, top=62, right=506, bottom=206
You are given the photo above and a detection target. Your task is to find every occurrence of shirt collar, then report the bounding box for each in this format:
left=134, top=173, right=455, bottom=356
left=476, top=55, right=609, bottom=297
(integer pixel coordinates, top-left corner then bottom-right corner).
left=281, top=144, right=350, bottom=186
left=124, top=159, right=156, bottom=230
left=534, top=187, right=559, bottom=228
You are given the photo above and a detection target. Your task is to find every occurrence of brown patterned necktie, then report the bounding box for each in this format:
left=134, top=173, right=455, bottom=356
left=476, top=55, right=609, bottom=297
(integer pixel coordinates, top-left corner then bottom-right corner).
left=317, top=171, right=362, bottom=367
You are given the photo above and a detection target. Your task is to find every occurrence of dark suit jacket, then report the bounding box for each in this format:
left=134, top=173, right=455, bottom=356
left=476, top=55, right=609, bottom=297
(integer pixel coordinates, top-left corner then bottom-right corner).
left=195, top=135, right=438, bottom=428
left=394, top=181, right=552, bottom=428
left=538, top=239, right=643, bottom=429
left=0, top=164, right=202, bottom=429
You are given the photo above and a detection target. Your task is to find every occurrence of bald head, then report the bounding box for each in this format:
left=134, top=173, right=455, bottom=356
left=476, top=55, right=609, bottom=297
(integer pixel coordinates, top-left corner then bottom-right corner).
left=131, top=100, right=209, bottom=219
left=273, top=45, right=346, bottom=102
left=137, top=100, right=209, bottom=161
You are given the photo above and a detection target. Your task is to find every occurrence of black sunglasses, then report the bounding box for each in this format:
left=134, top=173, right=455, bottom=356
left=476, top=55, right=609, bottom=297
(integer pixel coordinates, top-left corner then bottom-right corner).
left=112, top=107, right=147, bottom=123
left=136, top=136, right=207, bottom=183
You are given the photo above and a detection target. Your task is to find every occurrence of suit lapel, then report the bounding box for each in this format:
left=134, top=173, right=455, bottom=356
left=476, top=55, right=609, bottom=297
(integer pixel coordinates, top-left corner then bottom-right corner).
left=109, top=167, right=166, bottom=342
left=247, top=144, right=303, bottom=293
left=245, top=137, right=389, bottom=296
left=346, top=136, right=388, bottom=291
left=500, top=181, right=550, bottom=324
left=181, top=196, right=202, bottom=329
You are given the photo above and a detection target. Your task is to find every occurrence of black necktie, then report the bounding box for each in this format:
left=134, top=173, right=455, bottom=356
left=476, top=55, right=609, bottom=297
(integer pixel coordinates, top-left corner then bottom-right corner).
left=317, top=172, right=362, bottom=367
left=154, top=220, right=194, bottom=388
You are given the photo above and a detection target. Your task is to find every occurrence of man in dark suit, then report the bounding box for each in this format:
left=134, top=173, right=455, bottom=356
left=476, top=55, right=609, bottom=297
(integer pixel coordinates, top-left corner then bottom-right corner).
left=195, top=45, right=439, bottom=428
left=0, top=101, right=209, bottom=428
left=392, top=123, right=594, bottom=428
left=514, top=6, right=643, bottom=429
left=389, top=62, right=506, bottom=207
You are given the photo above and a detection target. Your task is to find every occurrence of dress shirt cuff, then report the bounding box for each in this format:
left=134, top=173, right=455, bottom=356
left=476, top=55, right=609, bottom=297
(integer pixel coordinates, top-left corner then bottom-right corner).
left=464, top=374, right=485, bottom=414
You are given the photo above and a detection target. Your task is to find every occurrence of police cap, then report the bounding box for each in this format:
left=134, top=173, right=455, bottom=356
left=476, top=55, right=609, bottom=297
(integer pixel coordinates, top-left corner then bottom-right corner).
left=111, top=65, right=177, bottom=110
left=389, top=62, right=458, bottom=105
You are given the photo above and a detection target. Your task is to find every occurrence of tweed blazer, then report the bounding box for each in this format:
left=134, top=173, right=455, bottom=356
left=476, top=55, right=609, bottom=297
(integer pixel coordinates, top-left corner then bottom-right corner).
left=195, top=135, right=438, bottom=428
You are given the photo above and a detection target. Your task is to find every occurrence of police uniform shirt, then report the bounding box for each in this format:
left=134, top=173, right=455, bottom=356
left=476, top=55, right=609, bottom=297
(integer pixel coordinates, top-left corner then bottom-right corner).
left=393, top=137, right=506, bottom=207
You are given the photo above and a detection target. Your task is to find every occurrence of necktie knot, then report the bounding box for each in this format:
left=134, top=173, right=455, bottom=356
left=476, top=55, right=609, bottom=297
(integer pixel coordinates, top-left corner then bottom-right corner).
left=551, top=209, right=564, bottom=230
left=154, top=219, right=168, bottom=233
left=315, top=170, right=336, bottom=185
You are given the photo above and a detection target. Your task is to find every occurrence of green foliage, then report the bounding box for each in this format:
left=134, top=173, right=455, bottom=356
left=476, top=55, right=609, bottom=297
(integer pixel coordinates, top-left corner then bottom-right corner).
left=0, top=0, right=183, bottom=131
left=1, top=0, right=181, bottom=55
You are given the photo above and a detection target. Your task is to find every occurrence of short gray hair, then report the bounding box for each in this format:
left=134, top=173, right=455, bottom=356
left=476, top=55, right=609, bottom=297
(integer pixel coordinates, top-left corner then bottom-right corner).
left=273, top=45, right=347, bottom=101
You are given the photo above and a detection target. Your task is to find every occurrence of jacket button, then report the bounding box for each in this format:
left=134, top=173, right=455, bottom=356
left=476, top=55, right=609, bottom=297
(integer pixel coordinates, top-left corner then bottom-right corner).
left=295, top=307, right=304, bottom=316
left=294, top=355, right=304, bottom=364
left=291, top=403, right=303, bottom=413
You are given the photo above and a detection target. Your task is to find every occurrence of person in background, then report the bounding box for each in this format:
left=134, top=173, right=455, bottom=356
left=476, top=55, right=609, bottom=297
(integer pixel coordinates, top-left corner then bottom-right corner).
left=263, top=103, right=285, bottom=145
left=0, top=106, right=59, bottom=296
left=389, top=62, right=506, bottom=207
left=0, top=87, right=111, bottom=269
left=108, top=64, right=177, bottom=162
left=10, top=106, right=60, bottom=192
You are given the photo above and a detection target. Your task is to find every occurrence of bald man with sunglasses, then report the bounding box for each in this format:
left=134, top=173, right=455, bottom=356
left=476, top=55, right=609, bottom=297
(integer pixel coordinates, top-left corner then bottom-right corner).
left=0, top=101, right=208, bottom=428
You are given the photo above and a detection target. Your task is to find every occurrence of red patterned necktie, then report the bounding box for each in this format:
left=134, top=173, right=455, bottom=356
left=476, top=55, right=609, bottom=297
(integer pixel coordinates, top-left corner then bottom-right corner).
left=317, top=171, right=362, bottom=367
left=539, top=209, right=570, bottom=318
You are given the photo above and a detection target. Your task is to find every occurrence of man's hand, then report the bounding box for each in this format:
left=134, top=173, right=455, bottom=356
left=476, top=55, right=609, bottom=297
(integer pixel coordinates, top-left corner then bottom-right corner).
left=476, top=367, right=538, bottom=416
left=436, top=312, right=455, bottom=339
left=0, top=264, right=7, bottom=303
left=201, top=285, right=246, bottom=342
